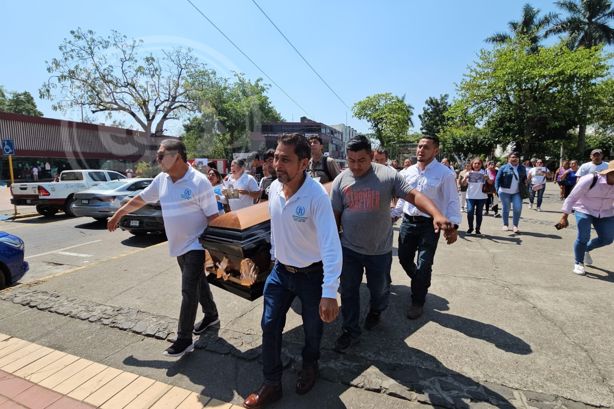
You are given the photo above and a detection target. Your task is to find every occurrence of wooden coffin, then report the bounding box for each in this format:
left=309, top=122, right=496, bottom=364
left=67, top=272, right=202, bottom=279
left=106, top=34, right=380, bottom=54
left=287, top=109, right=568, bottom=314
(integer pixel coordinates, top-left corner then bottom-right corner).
left=200, top=201, right=272, bottom=300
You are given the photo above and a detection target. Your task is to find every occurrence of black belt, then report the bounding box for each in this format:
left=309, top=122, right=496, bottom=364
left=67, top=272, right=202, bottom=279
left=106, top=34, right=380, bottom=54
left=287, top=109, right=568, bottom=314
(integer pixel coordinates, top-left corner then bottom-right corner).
left=280, top=261, right=323, bottom=274
left=403, top=214, right=433, bottom=223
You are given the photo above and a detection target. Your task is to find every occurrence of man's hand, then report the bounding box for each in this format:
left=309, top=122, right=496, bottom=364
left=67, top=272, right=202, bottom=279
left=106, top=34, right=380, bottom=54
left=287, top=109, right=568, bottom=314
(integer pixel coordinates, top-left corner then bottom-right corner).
left=107, top=213, right=122, bottom=232
left=319, top=297, right=339, bottom=323
left=558, top=215, right=569, bottom=229
left=432, top=215, right=453, bottom=234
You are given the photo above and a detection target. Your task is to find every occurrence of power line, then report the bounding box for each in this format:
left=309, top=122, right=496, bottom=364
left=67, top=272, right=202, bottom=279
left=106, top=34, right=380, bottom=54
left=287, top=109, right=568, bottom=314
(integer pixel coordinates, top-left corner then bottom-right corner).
left=251, top=0, right=351, bottom=110
left=185, top=0, right=309, bottom=116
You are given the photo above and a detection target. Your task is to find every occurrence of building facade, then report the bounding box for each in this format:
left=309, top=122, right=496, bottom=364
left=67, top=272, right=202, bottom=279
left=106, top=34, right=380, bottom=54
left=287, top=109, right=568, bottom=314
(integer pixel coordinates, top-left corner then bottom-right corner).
left=249, top=116, right=345, bottom=158
left=0, top=112, right=168, bottom=183
left=331, top=123, right=358, bottom=154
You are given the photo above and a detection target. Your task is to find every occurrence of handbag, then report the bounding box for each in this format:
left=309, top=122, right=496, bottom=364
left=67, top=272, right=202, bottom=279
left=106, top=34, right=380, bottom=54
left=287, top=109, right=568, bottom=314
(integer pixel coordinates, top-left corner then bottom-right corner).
left=512, top=167, right=530, bottom=199
left=482, top=182, right=495, bottom=194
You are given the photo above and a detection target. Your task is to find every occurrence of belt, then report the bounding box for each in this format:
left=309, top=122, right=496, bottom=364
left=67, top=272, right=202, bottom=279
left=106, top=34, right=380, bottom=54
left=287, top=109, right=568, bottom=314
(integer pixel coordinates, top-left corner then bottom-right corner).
left=403, top=214, right=433, bottom=223
left=280, top=261, right=323, bottom=274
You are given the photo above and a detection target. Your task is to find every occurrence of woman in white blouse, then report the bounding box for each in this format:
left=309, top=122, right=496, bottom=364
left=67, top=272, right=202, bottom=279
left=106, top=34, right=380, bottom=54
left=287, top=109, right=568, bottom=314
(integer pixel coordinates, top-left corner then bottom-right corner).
left=223, top=159, right=260, bottom=211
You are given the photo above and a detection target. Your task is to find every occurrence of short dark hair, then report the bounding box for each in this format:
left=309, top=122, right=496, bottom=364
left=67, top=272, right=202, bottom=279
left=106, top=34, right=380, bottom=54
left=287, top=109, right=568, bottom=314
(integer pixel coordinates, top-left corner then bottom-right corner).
left=509, top=151, right=520, bottom=158
left=375, top=147, right=388, bottom=159
left=254, top=153, right=261, bottom=160
left=264, top=149, right=275, bottom=160
left=207, top=167, right=222, bottom=183
left=419, top=135, right=440, bottom=147
left=347, top=135, right=372, bottom=153
left=307, top=135, right=323, bottom=145
left=160, top=139, right=187, bottom=162
left=232, top=159, right=246, bottom=168
left=278, top=133, right=311, bottom=160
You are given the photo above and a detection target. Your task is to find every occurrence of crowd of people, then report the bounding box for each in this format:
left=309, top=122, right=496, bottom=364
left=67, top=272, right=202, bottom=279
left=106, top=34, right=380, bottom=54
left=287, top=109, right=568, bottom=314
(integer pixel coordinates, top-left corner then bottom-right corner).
left=105, top=135, right=613, bottom=409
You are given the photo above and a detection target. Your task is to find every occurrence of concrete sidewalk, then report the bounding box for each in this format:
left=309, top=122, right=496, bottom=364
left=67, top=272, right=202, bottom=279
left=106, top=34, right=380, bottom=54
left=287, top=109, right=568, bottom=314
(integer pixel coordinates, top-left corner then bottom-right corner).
left=0, top=333, right=233, bottom=408
left=0, top=186, right=38, bottom=220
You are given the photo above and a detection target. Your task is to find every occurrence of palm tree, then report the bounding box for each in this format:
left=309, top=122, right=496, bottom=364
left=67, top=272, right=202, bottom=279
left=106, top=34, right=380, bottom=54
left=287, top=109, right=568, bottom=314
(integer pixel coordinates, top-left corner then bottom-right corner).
left=486, top=3, right=558, bottom=52
left=549, top=0, right=614, bottom=49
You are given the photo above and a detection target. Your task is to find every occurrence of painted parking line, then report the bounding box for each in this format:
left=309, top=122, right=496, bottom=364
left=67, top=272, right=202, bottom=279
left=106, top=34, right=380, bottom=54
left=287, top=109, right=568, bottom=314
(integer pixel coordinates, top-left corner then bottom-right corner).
left=56, top=252, right=92, bottom=258
left=25, top=240, right=102, bottom=260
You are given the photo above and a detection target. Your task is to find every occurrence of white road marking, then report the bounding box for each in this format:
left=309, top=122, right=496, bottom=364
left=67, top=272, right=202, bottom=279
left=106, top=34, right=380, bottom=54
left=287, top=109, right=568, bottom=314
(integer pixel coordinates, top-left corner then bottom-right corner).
left=56, top=252, right=92, bottom=258
left=25, top=240, right=102, bottom=259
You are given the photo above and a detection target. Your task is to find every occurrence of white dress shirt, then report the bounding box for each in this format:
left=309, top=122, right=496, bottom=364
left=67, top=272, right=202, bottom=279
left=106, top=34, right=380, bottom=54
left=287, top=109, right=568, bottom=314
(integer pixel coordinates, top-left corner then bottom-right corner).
left=268, top=175, right=342, bottom=299
left=392, top=159, right=462, bottom=225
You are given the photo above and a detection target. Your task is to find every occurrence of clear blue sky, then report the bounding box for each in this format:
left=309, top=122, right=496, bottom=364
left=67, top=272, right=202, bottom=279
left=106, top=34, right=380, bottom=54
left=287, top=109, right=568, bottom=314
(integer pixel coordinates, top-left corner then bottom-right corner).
left=0, top=0, right=561, bottom=135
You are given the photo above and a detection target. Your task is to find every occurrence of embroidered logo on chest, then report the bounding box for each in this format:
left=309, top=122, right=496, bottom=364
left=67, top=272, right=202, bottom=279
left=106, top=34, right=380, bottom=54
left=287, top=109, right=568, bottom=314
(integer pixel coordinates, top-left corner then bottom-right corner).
left=292, top=205, right=307, bottom=222
left=180, top=188, right=193, bottom=200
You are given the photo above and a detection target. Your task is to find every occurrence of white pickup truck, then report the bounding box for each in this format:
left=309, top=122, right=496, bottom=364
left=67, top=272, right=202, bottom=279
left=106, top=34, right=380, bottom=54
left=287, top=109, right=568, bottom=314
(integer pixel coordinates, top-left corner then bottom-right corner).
left=10, top=169, right=126, bottom=216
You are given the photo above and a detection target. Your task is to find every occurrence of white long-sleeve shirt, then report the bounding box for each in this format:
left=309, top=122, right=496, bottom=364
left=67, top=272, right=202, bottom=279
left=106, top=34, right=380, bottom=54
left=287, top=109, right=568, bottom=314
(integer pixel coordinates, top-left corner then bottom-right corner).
left=391, top=160, right=462, bottom=225
left=268, top=175, right=342, bottom=299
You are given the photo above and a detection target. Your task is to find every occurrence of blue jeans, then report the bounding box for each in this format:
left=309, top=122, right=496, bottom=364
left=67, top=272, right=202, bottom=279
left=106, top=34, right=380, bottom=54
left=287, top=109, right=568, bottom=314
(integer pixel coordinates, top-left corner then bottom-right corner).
left=261, top=262, right=323, bottom=384
left=529, top=186, right=545, bottom=208
left=466, top=199, right=486, bottom=230
left=176, top=250, right=218, bottom=341
left=573, top=212, right=614, bottom=264
left=498, top=192, right=523, bottom=227
left=398, top=216, right=440, bottom=306
left=339, top=247, right=392, bottom=338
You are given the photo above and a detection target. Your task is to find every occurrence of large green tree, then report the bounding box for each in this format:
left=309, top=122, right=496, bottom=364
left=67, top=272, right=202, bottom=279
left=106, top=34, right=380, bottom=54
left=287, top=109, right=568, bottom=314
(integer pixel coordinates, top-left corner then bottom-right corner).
left=0, top=86, right=43, bottom=116
left=549, top=0, right=614, bottom=49
left=183, top=73, right=282, bottom=159
left=40, top=28, right=203, bottom=135
left=352, top=93, right=413, bottom=149
left=455, top=38, right=610, bottom=156
left=486, top=3, right=557, bottom=53
left=419, top=94, right=450, bottom=137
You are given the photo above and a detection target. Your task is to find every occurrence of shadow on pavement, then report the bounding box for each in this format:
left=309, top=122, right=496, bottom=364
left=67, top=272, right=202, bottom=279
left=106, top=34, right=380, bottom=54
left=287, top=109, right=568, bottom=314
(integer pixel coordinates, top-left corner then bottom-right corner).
left=120, top=234, right=166, bottom=248
left=474, top=234, right=522, bottom=245
left=123, top=288, right=526, bottom=408
left=585, top=266, right=614, bottom=283
left=74, top=219, right=108, bottom=230
left=513, top=231, right=561, bottom=239
left=8, top=214, right=72, bottom=224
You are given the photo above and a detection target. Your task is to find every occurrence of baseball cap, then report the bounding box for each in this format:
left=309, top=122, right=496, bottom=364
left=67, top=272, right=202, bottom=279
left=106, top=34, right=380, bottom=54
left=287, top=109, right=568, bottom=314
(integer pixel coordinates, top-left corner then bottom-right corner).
left=591, top=149, right=603, bottom=155
left=598, top=160, right=614, bottom=175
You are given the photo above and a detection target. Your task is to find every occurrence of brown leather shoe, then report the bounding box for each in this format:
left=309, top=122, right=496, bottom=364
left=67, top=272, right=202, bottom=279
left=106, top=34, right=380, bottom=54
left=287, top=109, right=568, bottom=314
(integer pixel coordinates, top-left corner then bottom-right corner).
left=243, top=383, right=282, bottom=409
left=407, top=304, right=424, bottom=320
left=295, top=365, right=318, bottom=395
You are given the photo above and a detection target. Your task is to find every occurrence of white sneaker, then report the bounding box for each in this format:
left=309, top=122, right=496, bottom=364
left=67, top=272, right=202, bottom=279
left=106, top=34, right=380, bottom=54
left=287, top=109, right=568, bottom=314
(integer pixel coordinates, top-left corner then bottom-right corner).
left=502, top=225, right=509, bottom=231
left=584, top=252, right=593, bottom=266
left=537, top=207, right=542, bottom=212
left=512, top=226, right=520, bottom=233
left=529, top=204, right=533, bottom=209
left=573, top=264, right=586, bottom=275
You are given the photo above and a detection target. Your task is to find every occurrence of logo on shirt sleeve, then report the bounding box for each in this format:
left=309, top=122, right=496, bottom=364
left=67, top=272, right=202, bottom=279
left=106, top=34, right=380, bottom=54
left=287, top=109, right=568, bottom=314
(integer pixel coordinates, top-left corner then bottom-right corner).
left=292, top=205, right=307, bottom=222
left=180, top=188, right=193, bottom=200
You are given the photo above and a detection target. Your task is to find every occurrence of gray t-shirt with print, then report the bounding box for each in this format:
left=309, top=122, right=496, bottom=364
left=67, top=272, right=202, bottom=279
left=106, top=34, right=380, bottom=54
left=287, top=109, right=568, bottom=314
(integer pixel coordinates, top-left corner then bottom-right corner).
left=331, top=163, right=413, bottom=255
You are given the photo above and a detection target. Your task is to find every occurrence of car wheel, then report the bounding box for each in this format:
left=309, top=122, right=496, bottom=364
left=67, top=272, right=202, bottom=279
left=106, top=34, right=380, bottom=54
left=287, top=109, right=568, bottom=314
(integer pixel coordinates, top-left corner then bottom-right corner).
left=0, top=265, right=8, bottom=290
left=64, top=196, right=76, bottom=217
left=93, top=217, right=107, bottom=222
left=36, top=205, right=58, bottom=217
left=129, top=230, right=147, bottom=236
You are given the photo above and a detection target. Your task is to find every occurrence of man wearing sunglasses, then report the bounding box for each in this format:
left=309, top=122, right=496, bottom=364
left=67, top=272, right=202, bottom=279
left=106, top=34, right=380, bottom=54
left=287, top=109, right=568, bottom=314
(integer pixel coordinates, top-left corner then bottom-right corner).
left=108, top=139, right=221, bottom=357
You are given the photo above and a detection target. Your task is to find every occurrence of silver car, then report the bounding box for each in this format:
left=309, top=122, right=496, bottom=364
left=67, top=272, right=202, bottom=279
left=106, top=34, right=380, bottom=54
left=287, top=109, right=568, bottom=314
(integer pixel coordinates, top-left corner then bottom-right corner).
left=71, top=178, right=153, bottom=221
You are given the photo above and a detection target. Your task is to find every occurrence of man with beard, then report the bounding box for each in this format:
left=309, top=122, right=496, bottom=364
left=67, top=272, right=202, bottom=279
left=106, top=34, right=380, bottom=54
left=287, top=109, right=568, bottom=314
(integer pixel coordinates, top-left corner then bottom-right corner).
left=392, top=135, right=461, bottom=319
left=244, top=133, right=342, bottom=409
left=108, top=139, right=220, bottom=357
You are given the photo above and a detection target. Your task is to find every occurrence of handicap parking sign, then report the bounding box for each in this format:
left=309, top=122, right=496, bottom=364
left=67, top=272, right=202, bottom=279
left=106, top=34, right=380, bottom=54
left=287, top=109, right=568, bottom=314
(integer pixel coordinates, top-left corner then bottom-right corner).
left=2, top=140, right=15, bottom=155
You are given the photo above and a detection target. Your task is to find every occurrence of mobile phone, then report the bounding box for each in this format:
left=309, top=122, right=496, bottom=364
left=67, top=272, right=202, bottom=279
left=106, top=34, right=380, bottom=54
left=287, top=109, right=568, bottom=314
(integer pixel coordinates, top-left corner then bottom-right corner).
left=554, top=223, right=564, bottom=230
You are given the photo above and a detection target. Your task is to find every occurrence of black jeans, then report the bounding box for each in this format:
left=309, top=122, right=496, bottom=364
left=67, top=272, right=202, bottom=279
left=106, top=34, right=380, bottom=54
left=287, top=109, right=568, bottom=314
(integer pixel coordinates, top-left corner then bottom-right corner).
left=176, top=250, right=218, bottom=341
left=398, top=216, right=440, bottom=306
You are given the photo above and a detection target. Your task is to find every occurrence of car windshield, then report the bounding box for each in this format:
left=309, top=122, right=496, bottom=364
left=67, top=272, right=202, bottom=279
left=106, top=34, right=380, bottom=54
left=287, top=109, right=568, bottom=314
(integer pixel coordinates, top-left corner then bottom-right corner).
left=93, top=181, right=128, bottom=191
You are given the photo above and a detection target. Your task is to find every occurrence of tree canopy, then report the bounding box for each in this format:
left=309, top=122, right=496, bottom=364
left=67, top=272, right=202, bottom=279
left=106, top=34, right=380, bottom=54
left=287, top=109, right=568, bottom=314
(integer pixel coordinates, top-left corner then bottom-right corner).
left=453, top=37, right=611, bottom=156
left=419, top=94, right=450, bottom=137
left=0, top=86, right=43, bottom=116
left=550, top=0, right=614, bottom=49
left=352, top=93, right=413, bottom=149
left=40, top=28, right=202, bottom=136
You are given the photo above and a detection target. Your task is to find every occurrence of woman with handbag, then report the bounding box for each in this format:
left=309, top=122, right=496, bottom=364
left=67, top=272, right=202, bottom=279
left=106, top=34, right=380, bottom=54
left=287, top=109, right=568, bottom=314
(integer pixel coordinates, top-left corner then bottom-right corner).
left=527, top=159, right=548, bottom=211
left=484, top=160, right=499, bottom=216
left=494, top=152, right=528, bottom=233
left=462, top=158, right=490, bottom=235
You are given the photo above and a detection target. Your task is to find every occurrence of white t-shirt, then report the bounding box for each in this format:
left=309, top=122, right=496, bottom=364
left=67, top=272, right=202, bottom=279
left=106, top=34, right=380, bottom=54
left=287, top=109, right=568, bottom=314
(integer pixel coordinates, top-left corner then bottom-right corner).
left=223, top=172, right=259, bottom=211
left=577, top=161, right=609, bottom=177
left=139, top=167, right=218, bottom=257
left=268, top=176, right=342, bottom=299
left=466, top=170, right=488, bottom=200
left=528, top=166, right=548, bottom=186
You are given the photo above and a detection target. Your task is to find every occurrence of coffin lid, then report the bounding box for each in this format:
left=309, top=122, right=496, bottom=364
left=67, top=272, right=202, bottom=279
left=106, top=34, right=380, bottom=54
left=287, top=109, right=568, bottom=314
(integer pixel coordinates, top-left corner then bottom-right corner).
left=208, top=181, right=332, bottom=231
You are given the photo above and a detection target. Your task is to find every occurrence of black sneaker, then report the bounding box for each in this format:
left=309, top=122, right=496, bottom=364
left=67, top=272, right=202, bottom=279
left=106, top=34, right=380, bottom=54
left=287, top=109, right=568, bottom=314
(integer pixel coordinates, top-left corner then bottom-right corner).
left=407, top=304, right=424, bottom=320
left=364, top=311, right=381, bottom=330
left=466, top=228, right=473, bottom=235
left=193, top=315, right=220, bottom=334
left=334, top=331, right=359, bottom=352
left=163, top=338, right=194, bottom=357
left=475, top=229, right=481, bottom=235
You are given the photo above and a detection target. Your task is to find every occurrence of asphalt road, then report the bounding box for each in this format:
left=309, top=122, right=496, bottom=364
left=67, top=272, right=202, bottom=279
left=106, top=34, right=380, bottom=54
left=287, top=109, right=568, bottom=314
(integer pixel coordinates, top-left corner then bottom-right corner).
left=0, top=214, right=167, bottom=283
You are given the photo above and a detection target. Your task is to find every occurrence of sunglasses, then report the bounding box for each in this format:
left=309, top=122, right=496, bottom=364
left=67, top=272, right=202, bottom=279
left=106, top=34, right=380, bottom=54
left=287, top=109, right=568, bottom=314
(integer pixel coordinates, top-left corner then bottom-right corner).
left=156, top=152, right=176, bottom=161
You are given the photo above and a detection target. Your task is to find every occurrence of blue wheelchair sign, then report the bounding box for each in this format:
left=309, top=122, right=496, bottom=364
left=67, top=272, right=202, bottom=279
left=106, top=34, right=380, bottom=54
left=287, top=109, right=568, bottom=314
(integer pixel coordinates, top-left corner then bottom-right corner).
left=2, top=140, right=15, bottom=156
